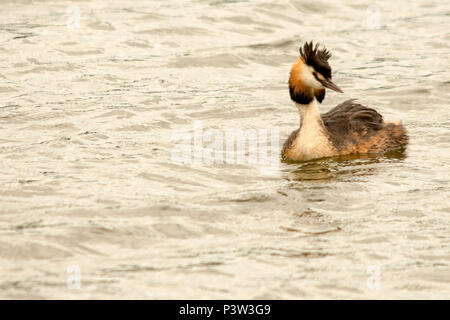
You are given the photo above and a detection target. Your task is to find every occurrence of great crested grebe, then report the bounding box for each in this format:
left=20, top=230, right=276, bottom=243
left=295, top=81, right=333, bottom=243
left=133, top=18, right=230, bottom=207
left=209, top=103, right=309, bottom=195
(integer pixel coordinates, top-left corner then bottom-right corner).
left=282, top=41, right=408, bottom=161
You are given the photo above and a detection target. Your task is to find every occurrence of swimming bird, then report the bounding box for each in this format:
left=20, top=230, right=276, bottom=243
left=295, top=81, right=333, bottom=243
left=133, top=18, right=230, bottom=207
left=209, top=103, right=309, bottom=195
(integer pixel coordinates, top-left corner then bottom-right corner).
left=282, top=41, right=408, bottom=161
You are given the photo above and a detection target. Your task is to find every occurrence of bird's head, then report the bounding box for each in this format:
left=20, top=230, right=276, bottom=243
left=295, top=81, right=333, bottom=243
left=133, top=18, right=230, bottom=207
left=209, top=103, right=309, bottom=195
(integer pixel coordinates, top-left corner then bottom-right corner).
left=289, top=41, right=343, bottom=104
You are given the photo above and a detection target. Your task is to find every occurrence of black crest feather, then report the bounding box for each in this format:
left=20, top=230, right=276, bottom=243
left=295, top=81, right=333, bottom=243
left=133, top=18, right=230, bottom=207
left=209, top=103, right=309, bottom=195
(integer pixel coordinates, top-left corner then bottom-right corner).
left=299, top=41, right=332, bottom=79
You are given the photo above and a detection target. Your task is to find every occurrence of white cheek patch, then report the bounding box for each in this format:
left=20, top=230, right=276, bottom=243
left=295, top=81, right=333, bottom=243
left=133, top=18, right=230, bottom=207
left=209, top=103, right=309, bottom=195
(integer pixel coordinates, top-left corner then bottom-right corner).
left=301, top=65, right=323, bottom=89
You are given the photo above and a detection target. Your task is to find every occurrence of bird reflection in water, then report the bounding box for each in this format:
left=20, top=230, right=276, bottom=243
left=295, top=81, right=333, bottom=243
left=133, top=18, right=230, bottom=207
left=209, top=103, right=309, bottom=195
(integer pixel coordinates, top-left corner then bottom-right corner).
left=282, top=147, right=407, bottom=182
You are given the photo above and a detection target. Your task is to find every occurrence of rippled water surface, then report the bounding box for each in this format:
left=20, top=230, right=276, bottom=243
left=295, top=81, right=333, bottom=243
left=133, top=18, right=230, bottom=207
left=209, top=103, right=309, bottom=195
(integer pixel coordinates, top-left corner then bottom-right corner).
left=1, top=0, right=449, bottom=299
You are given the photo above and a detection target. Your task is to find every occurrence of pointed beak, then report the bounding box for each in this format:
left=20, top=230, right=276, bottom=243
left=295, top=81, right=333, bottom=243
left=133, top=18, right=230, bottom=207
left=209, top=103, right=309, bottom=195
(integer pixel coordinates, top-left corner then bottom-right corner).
left=321, top=78, right=343, bottom=93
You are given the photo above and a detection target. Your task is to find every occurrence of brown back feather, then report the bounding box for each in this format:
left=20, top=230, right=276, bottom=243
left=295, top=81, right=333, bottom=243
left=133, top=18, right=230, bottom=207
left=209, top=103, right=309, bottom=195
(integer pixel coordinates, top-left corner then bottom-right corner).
left=321, top=99, right=384, bottom=150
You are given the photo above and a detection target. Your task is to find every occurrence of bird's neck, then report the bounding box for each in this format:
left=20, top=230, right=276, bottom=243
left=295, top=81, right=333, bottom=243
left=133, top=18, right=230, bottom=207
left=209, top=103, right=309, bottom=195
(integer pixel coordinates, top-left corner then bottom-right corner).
left=284, top=98, right=334, bottom=161
left=296, top=98, right=324, bottom=131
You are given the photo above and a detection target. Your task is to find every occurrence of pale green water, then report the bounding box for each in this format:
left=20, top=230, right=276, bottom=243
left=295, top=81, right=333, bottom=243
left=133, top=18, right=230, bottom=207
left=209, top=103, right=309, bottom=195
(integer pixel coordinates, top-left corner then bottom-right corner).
left=0, top=0, right=449, bottom=299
